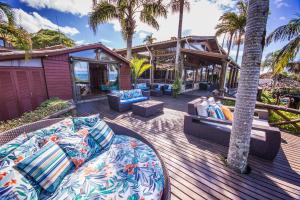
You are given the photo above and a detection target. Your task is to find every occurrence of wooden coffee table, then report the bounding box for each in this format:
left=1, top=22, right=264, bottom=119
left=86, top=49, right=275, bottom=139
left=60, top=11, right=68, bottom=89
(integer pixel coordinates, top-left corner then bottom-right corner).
left=132, top=100, right=164, bottom=117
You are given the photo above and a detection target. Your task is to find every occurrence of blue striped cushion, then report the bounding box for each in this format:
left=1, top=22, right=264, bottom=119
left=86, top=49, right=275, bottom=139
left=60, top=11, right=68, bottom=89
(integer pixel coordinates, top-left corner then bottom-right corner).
left=89, top=120, right=115, bottom=150
left=15, top=141, right=74, bottom=193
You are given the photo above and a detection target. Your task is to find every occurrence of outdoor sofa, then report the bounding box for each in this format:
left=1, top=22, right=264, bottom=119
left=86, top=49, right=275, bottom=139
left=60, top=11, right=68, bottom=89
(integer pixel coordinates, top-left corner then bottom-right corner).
left=135, top=83, right=150, bottom=91
left=162, top=84, right=173, bottom=95
left=0, top=115, right=170, bottom=200
left=184, top=98, right=281, bottom=160
left=150, top=84, right=164, bottom=96
left=107, top=89, right=150, bottom=112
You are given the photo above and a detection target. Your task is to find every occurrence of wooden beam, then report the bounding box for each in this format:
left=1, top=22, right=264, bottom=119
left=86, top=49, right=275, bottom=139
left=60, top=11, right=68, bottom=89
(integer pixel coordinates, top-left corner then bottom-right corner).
left=270, top=118, right=300, bottom=126
left=219, top=61, right=227, bottom=95
left=272, top=110, right=300, bottom=129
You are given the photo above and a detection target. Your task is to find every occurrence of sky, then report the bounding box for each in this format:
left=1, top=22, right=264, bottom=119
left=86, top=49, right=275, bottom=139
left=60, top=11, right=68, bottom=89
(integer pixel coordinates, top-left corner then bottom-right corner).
left=3, top=0, right=300, bottom=65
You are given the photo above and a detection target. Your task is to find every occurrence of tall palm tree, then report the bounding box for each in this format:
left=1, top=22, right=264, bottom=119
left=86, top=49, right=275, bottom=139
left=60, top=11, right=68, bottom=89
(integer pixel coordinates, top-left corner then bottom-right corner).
left=169, top=0, right=190, bottom=78
left=215, top=1, right=247, bottom=61
left=266, top=17, right=300, bottom=75
left=227, top=0, right=269, bottom=173
left=143, top=33, right=156, bottom=44
left=0, top=2, right=31, bottom=51
left=89, top=0, right=167, bottom=59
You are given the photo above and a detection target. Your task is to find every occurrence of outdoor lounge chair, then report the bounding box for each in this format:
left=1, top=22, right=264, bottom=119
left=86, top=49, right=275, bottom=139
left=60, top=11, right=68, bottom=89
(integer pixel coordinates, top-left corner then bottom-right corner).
left=184, top=98, right=281, bottom=160
left=0, top=117, right=170, bottom=200
left=162, top=84, right=173, bottom=95
left=150, top=84, right=163, bottom=96
left=107, top=89, right=150, bottom=112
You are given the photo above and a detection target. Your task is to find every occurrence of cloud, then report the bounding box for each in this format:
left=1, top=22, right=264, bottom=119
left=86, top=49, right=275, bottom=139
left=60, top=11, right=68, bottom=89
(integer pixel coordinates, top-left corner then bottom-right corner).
left=279, top=16, right=286, bottom=20
left=75, top=40, right=85, bottom=45
left=100, top=39, right=111, bottom=44
left=138, top=31, right=150, bottom=40
left=13, top=9, right=79, bottom=35
left=20, top=0, right=93, bottom=16
left=274, top=0, right=289, bottom=8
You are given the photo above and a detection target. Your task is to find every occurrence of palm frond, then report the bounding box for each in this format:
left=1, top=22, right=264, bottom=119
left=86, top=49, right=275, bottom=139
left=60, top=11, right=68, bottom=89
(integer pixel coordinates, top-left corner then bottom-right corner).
left=169, top=0, right=190, bottom=13
left=89, top=1, right=118, bottom=34
left=273, top=35, right=300, bottom=74
left=130, top=57, right=153, bottom=79
left=142, top=2, right=167, bottom=18
left=266, top=18, right=300, bottom=45
left=140, top=11, right=159, bottom=30
left=0, top=2, right=14, bottom=26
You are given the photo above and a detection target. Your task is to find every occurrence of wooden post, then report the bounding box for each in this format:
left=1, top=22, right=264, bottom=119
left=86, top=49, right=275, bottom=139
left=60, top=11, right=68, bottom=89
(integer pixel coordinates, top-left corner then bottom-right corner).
left=228, top=66, right=233, bottom=89
left=234, top=69, right=239, bottom=87
left=219, top=61, right=227, bottom=96
left=200, top=67, right=203, bottom=81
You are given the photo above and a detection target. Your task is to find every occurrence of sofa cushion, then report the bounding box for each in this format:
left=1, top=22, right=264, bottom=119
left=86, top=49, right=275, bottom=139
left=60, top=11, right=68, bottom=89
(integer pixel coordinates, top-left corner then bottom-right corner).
left=39, top=135, right=164, bottom=200
left=89, top=120, right=115, bottom=150
left=16, top=141, right=74, bottom=193
left=221, top=106, right=234, bottom=121
left=73, top=114, right=100, bottom=131
left=136, top=83, right=148, bottom=90
left=132, top=89, right=143, bottom=98
left=120, top=96, right=148, bottom=104
left=197, top=101, right=209, bottom=117
left=0, top=134, right=30, bottom=159
left=207, top=104, right=225, bottom=120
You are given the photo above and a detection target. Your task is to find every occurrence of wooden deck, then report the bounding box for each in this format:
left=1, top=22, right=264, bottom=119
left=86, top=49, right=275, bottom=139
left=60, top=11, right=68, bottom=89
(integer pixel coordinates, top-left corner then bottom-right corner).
left=76, top=95, right=300, bottom=200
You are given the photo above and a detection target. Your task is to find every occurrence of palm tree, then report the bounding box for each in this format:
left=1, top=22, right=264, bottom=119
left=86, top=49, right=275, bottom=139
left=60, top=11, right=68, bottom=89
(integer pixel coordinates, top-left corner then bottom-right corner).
left=89, top=0, right=167, bottom=59
left=215, top=1, right=247, bottom=61
left=261, top=51, right=280, bottom=88
left=169, top=0, right=190, bottom=78
left=227, top=0, right=269, bottom=173
left=266, top=17, right=300, bottom=75
left=143, top=33, right=156, bottom=44
left=130, top=57, right=152, bottom=87
left=0, top=2, right=31, bottom=51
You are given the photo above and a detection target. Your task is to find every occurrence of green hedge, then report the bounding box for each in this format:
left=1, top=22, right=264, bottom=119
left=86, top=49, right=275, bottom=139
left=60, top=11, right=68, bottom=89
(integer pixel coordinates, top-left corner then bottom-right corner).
left=0, top=98, right=69, bottom=132
left=269, top=111, right=300, bottom=135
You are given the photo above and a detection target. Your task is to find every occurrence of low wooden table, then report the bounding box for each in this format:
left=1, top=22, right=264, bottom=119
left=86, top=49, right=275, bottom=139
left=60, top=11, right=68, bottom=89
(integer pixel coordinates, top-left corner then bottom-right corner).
left=132, top=100, right=164, bottom=117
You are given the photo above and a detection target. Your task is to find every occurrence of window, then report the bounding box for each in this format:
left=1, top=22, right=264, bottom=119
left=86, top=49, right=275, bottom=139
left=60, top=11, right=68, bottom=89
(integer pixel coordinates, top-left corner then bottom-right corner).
left=73, top=61, right=89, bottom=82
left=0, top=59, right=42, bottom=68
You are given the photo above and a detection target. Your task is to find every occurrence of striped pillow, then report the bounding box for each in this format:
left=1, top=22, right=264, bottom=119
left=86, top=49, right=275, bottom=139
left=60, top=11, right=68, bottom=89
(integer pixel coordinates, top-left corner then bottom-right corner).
left=89, top=119, right=115, bottom=150
left=15, top=141, right=74, bottom=193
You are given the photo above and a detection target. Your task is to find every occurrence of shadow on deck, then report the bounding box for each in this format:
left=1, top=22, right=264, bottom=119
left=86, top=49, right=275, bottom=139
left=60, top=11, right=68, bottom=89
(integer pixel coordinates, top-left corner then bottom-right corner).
left=76, top=95, right=300, bottom=200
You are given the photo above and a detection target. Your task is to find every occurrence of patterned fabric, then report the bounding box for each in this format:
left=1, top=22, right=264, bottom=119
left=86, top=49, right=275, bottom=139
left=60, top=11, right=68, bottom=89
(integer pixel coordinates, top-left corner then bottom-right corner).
left=27, top=118, right=74, bottom=142
left=136, top=83, right=148, bottom=90
left=89, top=119, right=115, bottom=150
left=40, top=135, right=164, bottom=200
left=73, top=114, right=100, bottom=131
left=197, top=101, right=209, bottom=117
left=16, top=141, right=74, bottom=193
left=0, top=134, right=29, bottom=159
left=0, top=136, right=42, bottom=199
left=207, top=104, right=225, bottom=120
left=132, top=89, right=143, bottom=98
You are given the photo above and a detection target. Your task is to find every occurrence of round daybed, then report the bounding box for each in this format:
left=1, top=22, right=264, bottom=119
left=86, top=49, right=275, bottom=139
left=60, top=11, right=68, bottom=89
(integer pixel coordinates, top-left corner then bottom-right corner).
left=0, top=118, right=171, bottom=200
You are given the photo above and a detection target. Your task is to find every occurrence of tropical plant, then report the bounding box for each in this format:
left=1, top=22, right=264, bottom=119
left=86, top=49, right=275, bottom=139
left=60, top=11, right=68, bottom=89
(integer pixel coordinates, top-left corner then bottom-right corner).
left=266, top=17, right=300, bottom=75
left=0, top=2, right=31, bottom=52
left=143, top=33, right=156, bottom=44
left=227, top=0, right=269, bottom=173
left=31, top=29, right=75, bottom=49
left=130, top=57, right=152, bottom=87
left=89, top=0, right=167, bottom=59
left=172, top=76, right=181, bottom=98
left=169, top=0, right=190, bottom=78
left=215, top=0, right=247, bottom=60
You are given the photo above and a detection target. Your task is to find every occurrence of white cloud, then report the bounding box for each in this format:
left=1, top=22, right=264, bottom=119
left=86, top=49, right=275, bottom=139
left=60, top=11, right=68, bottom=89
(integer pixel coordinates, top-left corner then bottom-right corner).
left=100, top=39, right=111, bottom=44
left=75, top=40, right=85, bottom=45
left=274, top=0, right=289, bottom=8
left=138, top=31, right=150, bottom=40
left=279, top=16, right=286, bottom=20
left=13, top=9, right=79, bottom=35
left=85, top=24, right=89, bottom=28
left=20, top=0, right=93, bottom=16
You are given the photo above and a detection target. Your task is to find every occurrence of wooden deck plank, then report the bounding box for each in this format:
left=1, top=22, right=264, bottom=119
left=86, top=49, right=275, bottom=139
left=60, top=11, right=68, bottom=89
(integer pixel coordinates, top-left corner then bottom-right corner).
left=76, top=96, right=300, bottom=200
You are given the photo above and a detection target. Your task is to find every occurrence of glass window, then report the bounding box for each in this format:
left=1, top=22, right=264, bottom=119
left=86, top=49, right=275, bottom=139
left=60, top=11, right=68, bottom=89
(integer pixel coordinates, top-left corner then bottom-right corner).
left=70, top=49, right=97, bottom=59
left=99, top=52, right=116, bottom=61
left=73, top=61, right=89, bottom=82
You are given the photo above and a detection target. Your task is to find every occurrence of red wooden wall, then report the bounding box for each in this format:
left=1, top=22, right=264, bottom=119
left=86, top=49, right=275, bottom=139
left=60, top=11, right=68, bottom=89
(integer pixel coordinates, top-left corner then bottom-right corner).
left=43, top=54, right=73, bottom=100
left=0, top=67, right=48, bottom=121
left=119, top=63, right=131, bottom=90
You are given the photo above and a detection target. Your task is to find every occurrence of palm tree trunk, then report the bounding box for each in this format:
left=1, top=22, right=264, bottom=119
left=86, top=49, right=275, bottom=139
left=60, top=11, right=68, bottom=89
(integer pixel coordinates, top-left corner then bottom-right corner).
left=175, top=0, right=184, bottom=78
left=227, top=0, right=269, bottom=173
left=227, top=33, right=233, bottom=56
left=222, top=33, right=227, bottom=48
left=126, top=34, right=133, bottom=60
left=235, top=32, right=242, bottom=62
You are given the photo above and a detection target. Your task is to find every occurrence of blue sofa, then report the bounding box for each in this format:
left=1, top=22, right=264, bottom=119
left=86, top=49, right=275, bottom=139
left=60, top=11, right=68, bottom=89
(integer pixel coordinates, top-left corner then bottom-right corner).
left=135, top=83, right=150, bottom=91
left=163, top=84, right=173, bottom=95
left=151, top=84, right=164, bottom=96
left=107, top=89, right=150, bottom=112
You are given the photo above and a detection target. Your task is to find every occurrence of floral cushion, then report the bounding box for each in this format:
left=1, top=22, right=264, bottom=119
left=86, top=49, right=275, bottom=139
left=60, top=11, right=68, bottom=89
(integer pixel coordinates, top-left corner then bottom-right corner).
left=16, top=141, right=74, bottom=194
left=40, top=135, right=164, bottom=200
left=73, top=114, right=100, bottom=131
left=0, top=136, right=42, bottom=199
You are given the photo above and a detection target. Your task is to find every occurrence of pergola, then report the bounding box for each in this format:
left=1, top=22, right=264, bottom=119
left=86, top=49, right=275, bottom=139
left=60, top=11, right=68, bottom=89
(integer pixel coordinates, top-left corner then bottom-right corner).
left=115, top=36, right=240, bottom=92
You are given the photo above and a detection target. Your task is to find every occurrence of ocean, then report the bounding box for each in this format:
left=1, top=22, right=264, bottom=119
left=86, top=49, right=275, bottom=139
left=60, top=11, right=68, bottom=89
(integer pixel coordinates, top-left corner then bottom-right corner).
left=75, top=72, right=118, bottom=81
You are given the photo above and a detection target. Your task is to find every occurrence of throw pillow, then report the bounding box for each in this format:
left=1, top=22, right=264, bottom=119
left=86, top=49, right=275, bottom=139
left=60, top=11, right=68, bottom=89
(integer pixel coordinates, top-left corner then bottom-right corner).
left=89, top=119, right=115, bottom=150
left=221, top=106, right=234, bottom=121
left=207, top=104, right=225, bottom=120
left=132, top=89, right=143, bottom=98
left=196, top=101, right=209, bottom=117
left=73, top=114, right=100, bottom=131
left=15, top=141, right=74, bottom=193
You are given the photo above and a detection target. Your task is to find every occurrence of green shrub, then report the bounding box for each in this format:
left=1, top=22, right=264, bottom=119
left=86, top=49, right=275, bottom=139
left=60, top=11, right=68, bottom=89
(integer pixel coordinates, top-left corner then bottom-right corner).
left=221, top=99, right=235, bottom=106
left=0, top=98, right=69, bottom=132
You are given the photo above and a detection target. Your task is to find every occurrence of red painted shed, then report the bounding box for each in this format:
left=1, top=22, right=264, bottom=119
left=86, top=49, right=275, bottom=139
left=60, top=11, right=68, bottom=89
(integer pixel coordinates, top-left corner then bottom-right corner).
left=0, top=43, right=131, bottom=121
